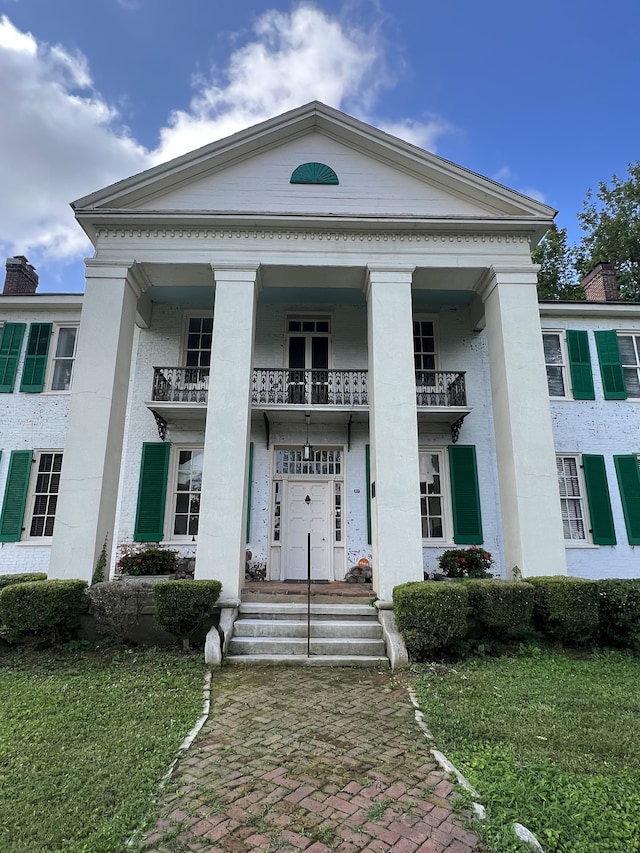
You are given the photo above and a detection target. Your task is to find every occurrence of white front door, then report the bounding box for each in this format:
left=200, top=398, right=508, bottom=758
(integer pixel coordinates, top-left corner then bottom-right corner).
left=285, top=481, right=331, bottom=580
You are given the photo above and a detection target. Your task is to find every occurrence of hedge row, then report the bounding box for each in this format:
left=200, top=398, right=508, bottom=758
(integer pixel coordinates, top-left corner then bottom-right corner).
left=393, top=576, right=640, bottom=660
left=0, top=574, right=222, bottom=648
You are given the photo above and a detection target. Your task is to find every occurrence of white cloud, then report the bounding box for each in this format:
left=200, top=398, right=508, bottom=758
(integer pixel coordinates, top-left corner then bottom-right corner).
left=492, top=165, right=546, bottom=204
left=0, top=15, right=148, bottom=268
left=0, top=6, right=452, bottom=281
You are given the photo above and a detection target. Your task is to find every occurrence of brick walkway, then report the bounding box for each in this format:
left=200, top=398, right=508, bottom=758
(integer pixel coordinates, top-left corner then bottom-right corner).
left=137, top=667, right=483, bottom=853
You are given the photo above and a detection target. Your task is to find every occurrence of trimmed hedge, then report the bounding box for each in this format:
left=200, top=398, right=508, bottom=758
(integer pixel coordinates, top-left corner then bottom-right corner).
left=0, top=579, right=87, bottom=643
left=597, top=579, right=640, bottom=649
left=527, top=576, right=599, bottom=645
left=464, top=579, right=534, bottom=639
left=0, top=573, right=47, bottom=592
left=393, top=581, right=468, bottom=659
left=153, top=580, right=222, bottom=650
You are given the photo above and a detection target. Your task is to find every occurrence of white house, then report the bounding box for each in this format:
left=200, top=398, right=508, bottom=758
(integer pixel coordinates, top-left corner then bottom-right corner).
left=1, top=102, right=639, bottom=611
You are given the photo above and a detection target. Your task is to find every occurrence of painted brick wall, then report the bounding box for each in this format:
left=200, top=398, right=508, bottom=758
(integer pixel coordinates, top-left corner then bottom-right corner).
left=0, top=306, right=80, bottom=575
left=543, top=314, right=640, bottom=578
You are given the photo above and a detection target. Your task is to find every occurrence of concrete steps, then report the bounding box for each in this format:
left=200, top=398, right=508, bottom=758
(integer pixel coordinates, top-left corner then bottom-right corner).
left=226, top=602, right=389, bottom=667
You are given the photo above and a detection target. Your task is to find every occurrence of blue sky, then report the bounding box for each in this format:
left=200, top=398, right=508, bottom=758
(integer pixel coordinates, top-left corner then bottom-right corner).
left=1, top=0, right=639, bottom=293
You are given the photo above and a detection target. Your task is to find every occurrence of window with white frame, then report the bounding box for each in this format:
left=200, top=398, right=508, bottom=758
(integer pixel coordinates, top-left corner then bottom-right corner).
left=419, top=449, right=448, bottom=540
left=27, top=451, right=63, bottom=537
left=617, top=333, right=640, bottom=397
left=169, top=448, right=203, bottom=539
left=543, top=332, right=569, bottom=398
left=413, top=318, right=437, bottom=372
left=556, top=455, right=588, bottom=541
left=184, top=317, right=213, bottom=369
left=47, top=325, right=78, bottom=391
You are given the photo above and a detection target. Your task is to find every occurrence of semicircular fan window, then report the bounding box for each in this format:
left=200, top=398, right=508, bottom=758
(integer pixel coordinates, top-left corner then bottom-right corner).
left=290, top=162, right=339, bottom=185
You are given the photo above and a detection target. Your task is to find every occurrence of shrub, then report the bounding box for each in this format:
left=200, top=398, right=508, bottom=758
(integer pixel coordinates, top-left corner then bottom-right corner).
left=0, top=573, right=47, bottom=592
left=438, top=546, right=494, bottom=579
left=527, top=576, right=599, bottom=645
left=464, top=579, right=535, bottom=639
left=89, top=581, right=147, bottom=644
left=0, top=579, right=87, bottom=644
left=153, top=580, right=222, bottom=650
left=597, top=579, right=640, bottom=649
left=393, top=581, right=468, bottom=660
left=117, top=545, right=178, bottom=576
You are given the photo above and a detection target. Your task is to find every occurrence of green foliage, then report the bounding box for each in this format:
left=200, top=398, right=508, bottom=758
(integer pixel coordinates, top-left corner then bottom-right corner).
left=597, top=579, right=640, bottom=649
left=533, top=224, right=584, bottom=301
left=464, top=579, right=534, bottom=638
left=0, top=579, right=87, bottom=644
left=527, top=576, right=599, bottom=645
left=153, top=579, right=222, bottom=650
left=438, top=546, right=493, bottom=579
left=0, top=573, right=47, bottom=591
left=92, top=535, right=109, bottom=585
left=576, top=161, right=640, bottom=300
left=393, top=581, right=468, bottom=659
left=117, top=545, right=177, bottom=576
left=88, top=581, right=147, bottom=644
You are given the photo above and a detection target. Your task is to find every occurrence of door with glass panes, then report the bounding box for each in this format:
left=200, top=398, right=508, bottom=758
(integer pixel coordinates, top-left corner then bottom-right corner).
left=286, top=317, right=330, bottom=404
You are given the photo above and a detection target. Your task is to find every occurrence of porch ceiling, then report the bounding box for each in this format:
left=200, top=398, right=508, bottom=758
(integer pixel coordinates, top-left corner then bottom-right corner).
left=142, top=262, right=482, bottom=308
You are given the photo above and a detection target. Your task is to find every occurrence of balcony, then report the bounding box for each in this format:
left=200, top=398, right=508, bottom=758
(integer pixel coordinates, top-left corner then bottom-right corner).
left=147, top=367, right=470, bottom=436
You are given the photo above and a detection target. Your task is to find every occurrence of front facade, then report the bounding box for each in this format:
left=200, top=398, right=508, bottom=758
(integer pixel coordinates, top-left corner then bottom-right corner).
left=1, top=104, right=638, bottom=599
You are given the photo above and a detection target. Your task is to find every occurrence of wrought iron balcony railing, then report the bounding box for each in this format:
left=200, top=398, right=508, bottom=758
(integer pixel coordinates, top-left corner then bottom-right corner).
left=152, top=367, right=210, bottom=403
left=151, top=367, right=466, bottom=408
left=251, top=369, right=369, bottom=407
left=415, top=370, right=467, bottom=407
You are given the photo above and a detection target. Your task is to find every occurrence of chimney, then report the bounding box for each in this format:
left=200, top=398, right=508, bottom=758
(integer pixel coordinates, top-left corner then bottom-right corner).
left=582, top=262, right=619, bottom=302
left=3, top=256, right=39, bottom=296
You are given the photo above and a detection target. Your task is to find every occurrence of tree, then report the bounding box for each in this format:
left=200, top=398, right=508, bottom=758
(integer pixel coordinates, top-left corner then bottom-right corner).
left=576, top=162, right=640, bottom=301
left=533, top=224, right=583, bottom=300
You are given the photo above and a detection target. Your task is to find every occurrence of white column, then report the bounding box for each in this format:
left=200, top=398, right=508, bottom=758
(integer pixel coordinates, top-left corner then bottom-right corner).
left=194, top=265, right=258, bottom=602
left=366, top=266, right=424, bottom=601
left=49, top=261, right=145, bottom=581
left=482, top=265, right=567, bottom=577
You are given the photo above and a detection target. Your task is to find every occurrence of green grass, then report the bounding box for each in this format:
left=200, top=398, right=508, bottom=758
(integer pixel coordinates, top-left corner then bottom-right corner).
left=414, top=649, right=640, bottom=853
left=0, top=646, right=205, bottom=853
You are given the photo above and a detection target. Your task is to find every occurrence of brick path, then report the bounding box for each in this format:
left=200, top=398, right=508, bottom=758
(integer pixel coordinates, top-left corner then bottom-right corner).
left=137, top=667, right=483, bottom=853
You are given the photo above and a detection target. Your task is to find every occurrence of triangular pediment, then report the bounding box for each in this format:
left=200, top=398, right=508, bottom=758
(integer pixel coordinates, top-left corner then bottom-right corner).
left=73, top=102, right=554, bottom=232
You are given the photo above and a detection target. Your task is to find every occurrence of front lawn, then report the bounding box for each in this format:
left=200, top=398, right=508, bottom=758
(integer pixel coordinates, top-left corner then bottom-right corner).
left=415, top=649, right=640, bottom=853
left=0, top=647, right=205, bottom=853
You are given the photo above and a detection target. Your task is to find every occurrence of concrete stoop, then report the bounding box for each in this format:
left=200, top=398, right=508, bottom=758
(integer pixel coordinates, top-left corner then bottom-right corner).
left=225, top=602, right=389, bottom=667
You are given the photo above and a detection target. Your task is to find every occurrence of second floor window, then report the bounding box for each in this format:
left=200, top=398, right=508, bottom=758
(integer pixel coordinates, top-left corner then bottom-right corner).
left=185, top=317, right=212, bottom=369
left=618, top=333, right=640, bottom=397
left=543, top=332, right=568, bottom=397
left=48, top=326, right=78, bottom=391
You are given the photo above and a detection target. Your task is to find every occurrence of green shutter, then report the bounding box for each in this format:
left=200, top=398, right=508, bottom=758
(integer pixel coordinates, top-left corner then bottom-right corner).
left=134, top=442, right=170, bottom=542
left=20, top=323, right=52, bottom=393
left=614, top=455, right=640, bottom=545
left=0, top=450, right=33, bottom=542
left=365, top=444, right=372, bottom=545
left=246, top=442, right=254, bottom=544
left=448, top=445, right=483, bottom=544
left=0, top=323, right=26, bottom=393
left=582, top=454, right=616, bottom=545
left=566, top=330, right=595, bottom=400
left=595, top=330, right=627, bottom=399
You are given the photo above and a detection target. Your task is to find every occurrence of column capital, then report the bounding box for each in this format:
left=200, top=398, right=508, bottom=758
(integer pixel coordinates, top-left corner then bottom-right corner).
left=365, top=265, right=415, bottom=295
left=84, top=259, right=151, bottom=298
left=475, top=264, right=541, bottom=301
left=211, top=263, right=261, bottom=285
